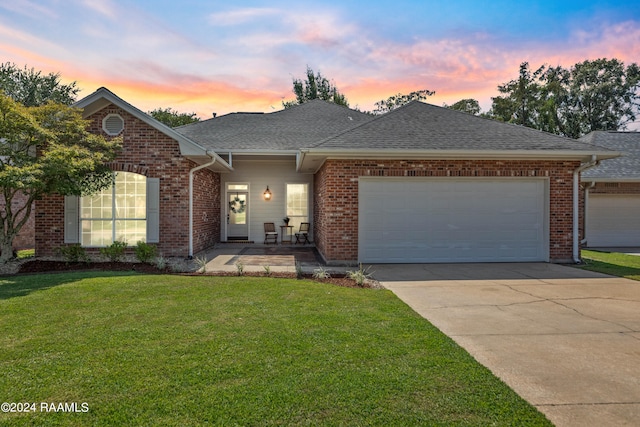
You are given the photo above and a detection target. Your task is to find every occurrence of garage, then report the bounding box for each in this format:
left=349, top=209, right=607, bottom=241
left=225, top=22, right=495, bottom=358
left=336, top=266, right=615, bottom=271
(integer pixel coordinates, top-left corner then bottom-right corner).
left=358, top=177, right=548, bottom=263
left=586, top=194, right=640, bottom=247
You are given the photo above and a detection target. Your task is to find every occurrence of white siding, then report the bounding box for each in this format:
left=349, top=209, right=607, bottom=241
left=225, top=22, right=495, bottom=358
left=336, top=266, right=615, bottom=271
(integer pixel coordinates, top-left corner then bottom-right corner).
left=221, top=160, right=314, bottom=243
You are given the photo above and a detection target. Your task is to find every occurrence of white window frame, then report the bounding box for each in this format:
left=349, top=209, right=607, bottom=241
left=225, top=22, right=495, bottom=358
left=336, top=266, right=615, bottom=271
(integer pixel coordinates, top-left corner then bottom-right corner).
left=102, top=113, right=124, bottom=136
left=285, top=183, right=309, bottom=232
left=79, top=172, right=147, bottom=247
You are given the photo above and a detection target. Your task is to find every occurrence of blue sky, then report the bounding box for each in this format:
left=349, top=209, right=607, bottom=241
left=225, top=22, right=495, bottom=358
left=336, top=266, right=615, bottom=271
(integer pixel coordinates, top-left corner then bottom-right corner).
left=1, top=0, right=639, bottom=117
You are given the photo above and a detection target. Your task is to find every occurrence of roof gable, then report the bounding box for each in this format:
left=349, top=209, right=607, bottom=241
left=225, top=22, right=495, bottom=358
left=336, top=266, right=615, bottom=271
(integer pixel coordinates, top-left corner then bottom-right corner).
left=74, top=88, right=232, bottom=172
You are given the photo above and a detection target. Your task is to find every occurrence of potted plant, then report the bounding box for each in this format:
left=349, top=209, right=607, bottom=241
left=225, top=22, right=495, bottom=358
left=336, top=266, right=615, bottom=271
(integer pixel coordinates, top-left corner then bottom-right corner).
left=283, top=217, right=290, bottom=225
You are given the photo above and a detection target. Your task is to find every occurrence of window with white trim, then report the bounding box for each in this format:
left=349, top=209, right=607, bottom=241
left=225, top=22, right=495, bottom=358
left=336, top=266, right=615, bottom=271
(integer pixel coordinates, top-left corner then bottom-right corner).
left=80, top=172, right=147, bottom=246
left=286, top=183, right=309, bottom=231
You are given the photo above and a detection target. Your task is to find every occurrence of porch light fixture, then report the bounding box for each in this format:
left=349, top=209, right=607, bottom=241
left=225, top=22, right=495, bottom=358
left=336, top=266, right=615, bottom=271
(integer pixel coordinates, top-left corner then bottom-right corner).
left=263, top=186, right=272, bottom=201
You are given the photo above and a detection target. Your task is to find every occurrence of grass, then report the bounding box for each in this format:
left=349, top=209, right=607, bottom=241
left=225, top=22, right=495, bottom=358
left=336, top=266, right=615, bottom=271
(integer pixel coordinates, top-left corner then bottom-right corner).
left=0, top=272, right=551, bottom=426
left=581, top=249, right=640, bottom=281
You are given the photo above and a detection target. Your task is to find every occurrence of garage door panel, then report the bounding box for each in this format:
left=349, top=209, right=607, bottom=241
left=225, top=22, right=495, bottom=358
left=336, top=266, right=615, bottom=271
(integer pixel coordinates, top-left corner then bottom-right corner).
left=587, top=195, right=640, bottom=247
left=359, top=178, right=547, bottom=263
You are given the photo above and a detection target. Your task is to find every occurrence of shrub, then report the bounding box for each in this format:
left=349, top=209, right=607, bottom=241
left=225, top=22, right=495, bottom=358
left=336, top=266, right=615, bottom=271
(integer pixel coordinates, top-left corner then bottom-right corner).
left=312, top=266, right=331, bottom=280
left=295, top=261, right=304, bottom=279
left=100, top=240, right=127, bottom=262
left=17, top=249, right=35, bottom=259
left=155, top=256, right=167, bottom=270
left=134, top=241, right=158, bottom=264
left=347, top=264, right=373, bottom=287
left=263, top=265, right=271, bottom=276
left=235, top=261, right=245, bottom=276
left=194, top=256, right=208, bottom=274
left=57, top=244, right=90, bottom=264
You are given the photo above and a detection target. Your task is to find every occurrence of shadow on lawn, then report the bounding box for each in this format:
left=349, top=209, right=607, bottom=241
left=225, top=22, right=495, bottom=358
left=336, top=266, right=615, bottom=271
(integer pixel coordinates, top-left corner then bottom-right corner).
left=0, top=271, right=139, bottom=300
left=581, top=258, right=640, bottom=280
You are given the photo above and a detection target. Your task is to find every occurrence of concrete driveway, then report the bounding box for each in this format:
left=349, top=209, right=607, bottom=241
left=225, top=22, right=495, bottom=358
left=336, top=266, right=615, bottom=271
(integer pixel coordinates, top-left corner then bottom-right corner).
left=372, top=263, right=640, bottom=427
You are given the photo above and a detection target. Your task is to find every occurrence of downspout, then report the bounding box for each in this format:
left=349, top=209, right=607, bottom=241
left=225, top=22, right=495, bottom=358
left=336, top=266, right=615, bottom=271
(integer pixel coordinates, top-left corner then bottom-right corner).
left=297, top=150, right=307, bottom=172
left=189, top=152, right=217, bottom=258
left=581, top=181, right=596, bottom=245
left=573, top=155, right=598, bottom=263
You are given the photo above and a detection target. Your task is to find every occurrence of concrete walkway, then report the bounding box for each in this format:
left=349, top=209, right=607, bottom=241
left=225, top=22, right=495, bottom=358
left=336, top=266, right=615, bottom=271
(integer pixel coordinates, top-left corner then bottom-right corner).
left=373, top=263, right=640, bottom=427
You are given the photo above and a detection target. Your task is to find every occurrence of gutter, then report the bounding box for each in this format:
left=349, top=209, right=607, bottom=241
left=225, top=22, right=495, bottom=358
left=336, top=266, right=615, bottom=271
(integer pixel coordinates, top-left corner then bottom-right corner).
left=573, top=155, right=599, bottom=263
left=189, top=151, right=217, bottom=258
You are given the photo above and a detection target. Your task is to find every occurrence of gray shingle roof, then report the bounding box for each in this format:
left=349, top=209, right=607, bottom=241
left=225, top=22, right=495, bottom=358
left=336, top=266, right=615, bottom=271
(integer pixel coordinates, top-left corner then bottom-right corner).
left=313, top=101, right=609, bottom=152
left=175, top=99, right=372, bottom=151
left=580, top=131, right=640, bottom=180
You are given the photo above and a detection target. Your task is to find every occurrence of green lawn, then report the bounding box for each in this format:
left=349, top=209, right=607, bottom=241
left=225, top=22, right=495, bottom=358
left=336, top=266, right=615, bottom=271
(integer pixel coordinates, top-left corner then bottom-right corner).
left=581, top=249, right=640, bottom=281
left=0, top=272, right=551, bottom=426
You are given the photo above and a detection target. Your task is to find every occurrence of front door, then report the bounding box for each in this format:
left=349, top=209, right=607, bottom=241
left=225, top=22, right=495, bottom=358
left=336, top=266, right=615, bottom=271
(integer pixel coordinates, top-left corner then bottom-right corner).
left=227, top=192, right=249, bottom=240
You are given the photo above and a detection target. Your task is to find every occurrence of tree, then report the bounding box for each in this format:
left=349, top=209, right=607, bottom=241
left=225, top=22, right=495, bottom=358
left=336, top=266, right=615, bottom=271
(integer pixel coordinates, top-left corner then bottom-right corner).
left=490, top=58, right=640, bottom=138
left=149, top=107, right=200, bottom=127
left=0, top=62, right=79, bottom=106
left=372, top=89, right=435, bottom=115
left=283, top=66, right=349, bottom=108
left=0, top=94, right=121, bottom=263
left=562, top=58, right=640, bottom=138
left=445, top=98, right=481, bottom=115
left=489, top=62, right=544, bottom=127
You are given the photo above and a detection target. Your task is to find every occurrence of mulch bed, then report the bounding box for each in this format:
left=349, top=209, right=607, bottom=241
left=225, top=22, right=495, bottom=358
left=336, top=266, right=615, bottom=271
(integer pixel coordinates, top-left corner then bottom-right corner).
left=17, top=260, right=168, bottom=275
left=15, top=259, right=368, bottom=288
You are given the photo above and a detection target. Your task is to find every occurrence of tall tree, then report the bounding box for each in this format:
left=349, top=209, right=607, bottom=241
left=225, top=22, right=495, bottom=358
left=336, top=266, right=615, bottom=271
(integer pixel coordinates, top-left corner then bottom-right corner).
left=283, top=66, right=349, bottom=108
left=149, top=107, right=200, bottom=127
left=445, top=98, right=481, bottom=115
left=0, top=62, right=79, bottom=106
left=490, top=58, right=640, bottom=138
left=564, top=58, right=640, bottom=138
left=0, top=94, right=121, bottom=262
left=489, top=62, right=544, bottom=127
left=536, top=65, right=571, bottom=135
left=372, top=89, right=435, bottom=115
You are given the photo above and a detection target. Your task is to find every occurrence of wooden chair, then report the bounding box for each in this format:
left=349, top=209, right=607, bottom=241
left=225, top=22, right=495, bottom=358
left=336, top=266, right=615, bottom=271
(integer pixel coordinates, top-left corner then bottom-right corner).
left=264, top=222, right=278, bottom=244
left=294, top=222, right=311, bottom=244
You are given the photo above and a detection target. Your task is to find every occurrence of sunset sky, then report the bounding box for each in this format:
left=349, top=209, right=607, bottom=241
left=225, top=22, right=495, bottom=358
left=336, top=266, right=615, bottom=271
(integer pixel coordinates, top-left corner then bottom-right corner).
left=1, top=0, right=639, bottom=119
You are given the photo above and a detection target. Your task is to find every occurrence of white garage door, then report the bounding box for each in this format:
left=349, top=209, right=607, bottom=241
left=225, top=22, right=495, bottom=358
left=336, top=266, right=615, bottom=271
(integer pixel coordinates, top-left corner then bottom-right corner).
left=359, top=178, right=548, bottom=263
left=587, top=194, right=640, bottom=247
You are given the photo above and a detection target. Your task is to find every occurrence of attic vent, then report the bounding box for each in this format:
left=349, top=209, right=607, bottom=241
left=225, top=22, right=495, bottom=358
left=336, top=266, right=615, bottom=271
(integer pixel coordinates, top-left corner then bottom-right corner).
left=102, top=114, right=124, bottom=136
left=604, top=182, right=619, bottom=188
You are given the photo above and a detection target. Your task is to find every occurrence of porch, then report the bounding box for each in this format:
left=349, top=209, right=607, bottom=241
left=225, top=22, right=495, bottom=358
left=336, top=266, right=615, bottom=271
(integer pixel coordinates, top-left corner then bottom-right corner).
left=198, top=243, right=352, bottom=275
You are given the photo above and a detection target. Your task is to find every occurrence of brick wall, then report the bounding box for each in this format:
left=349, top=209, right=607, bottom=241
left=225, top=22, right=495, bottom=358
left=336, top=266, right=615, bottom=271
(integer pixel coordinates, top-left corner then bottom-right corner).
left=36, top=105, right=221, bottom=258
left=192, top=168, right=221, bottom=255
left=314, top=159, right=581, bottom=264
left=0, top=192, right=35, bottom=251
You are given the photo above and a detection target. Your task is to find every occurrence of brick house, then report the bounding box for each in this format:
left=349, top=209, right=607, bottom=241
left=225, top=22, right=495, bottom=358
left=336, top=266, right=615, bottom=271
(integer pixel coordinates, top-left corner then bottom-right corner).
left=35, top=88, right=618, bottom=264
left=0, top=192, right=34, bottom=251
left=580, top=131, right=640, bottom=247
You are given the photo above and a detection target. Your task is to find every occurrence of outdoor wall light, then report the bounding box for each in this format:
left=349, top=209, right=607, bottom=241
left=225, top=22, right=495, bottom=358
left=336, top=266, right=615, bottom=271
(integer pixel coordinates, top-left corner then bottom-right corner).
left=263, top=186, right=272, bottom=201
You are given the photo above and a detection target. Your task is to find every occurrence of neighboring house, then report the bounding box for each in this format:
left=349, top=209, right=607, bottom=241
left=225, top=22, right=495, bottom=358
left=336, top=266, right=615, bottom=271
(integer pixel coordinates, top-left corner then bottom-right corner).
left=580, top=131, right=640, bottom=247
left=35, top=87, right=618, bottom=264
